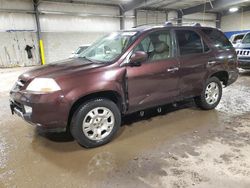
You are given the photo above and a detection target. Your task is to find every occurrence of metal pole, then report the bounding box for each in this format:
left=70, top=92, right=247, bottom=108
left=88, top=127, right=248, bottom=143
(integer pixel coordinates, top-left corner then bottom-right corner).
left=134, top=9, right=137, bottom=27
left=119, top=7, right=125, bottom=30
left=177, top=10, right=182, bottom=25
left=216, top=12, right=221, bottom=29
left=34, top=0, right=45, bottom=65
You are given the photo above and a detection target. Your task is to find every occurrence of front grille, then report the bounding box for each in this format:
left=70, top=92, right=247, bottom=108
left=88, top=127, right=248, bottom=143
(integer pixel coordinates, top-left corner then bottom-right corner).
left=13, top=100, right=23, bottom=110
left=236, top=49, right=250, bottom=56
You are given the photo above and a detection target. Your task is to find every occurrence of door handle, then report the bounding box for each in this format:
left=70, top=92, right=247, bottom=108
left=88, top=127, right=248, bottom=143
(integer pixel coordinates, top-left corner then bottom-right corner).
left=208, top=60, right=217, bottom=65
left=167, top=67, right=179, bottom=73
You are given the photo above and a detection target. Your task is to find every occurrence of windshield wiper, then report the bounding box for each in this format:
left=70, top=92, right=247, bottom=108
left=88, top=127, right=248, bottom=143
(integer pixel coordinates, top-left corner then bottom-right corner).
left=80, top=56, right=96, bottom=63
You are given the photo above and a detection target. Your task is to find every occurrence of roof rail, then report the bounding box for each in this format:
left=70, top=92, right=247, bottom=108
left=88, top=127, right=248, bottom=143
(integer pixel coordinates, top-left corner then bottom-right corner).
left=193, top=23, right=201, bottom=27
left=164, top=21, right=202, bottom=27
left=164, top=21, right=173, bottom=26
left=131, top=22, right=202, bottom=29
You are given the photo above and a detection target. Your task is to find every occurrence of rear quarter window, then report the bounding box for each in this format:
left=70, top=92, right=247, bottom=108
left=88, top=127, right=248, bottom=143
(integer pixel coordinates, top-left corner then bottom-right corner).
left=202, top=28, right=233, bottom=50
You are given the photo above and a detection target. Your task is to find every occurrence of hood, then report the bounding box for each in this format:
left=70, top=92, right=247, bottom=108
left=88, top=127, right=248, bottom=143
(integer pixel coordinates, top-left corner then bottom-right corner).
left=19, top=58, right=105, bottom=81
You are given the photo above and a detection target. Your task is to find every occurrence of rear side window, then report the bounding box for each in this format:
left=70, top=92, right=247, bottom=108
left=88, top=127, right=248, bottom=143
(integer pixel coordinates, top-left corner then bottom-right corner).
left=202, top=28, right=233, bottom=50
left=176, top=30, right=204, bottom=55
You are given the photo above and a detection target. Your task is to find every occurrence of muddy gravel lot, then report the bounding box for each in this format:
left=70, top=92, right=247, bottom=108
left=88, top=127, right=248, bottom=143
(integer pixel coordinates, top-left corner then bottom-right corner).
left=0, top=67, right=250, bottom=188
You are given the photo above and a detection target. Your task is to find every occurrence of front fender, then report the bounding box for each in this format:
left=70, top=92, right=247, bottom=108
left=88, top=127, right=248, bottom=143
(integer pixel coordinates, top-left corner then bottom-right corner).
left=63, top=67, right=127, bottom=111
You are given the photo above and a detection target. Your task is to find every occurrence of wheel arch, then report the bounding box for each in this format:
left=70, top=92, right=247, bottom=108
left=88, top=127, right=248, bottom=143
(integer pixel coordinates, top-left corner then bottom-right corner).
left=209, top=71, right=229, bottom=86
left=67, top=90, right=124, bottom=131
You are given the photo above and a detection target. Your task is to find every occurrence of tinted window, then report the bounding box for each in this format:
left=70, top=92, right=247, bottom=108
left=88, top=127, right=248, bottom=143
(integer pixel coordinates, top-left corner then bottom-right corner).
left=234, top=34, right=244, bottom=43
left=176, top=30, right=203, bottom=55
left=134, top=31, right=172, bottom=61
left=202, top=28, right=233, bottom=50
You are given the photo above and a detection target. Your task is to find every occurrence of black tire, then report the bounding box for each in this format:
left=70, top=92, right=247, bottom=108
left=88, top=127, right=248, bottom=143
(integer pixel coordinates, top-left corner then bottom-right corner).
left=194, top=77, right=222, bottom=110
left=70, top=98, right=121, bottom=148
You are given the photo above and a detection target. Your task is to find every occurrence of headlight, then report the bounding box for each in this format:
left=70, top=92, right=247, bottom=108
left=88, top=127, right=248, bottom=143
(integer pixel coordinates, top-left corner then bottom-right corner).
left=26, top=78, right=61, bottom=93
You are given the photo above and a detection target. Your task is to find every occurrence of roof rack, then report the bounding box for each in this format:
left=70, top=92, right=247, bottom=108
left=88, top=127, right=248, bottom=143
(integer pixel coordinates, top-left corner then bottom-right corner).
left=163, top=21, right=202, bottom=27
left=132, top=22, right=163, bottom=28
left=193, top=23, right=201, bottom=27
left=164, top=21, right=173, bottom=26
left=132, top=22, right=202, bottom=29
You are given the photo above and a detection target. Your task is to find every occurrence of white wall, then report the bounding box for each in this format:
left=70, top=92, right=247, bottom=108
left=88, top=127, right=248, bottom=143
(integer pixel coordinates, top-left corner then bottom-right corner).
left=124, top=10, right=135, bottom=30
left=38, top=2, right=120, bottom=32
left=2, top=0, right=198, bottom=67
left=221, top=11, right=250, bottom=32
left=0, top=0, right=122, bottom=66
left=0, top=13, right=36, bottom=32
left=0, top=32, right=39, bottom=67
left=182, top=13, right=216, bottom=28
left=136, top=10, right=167, bottom=26
left=38, top=2, right=121, bottom=63
left=42, top=32, right=106, bottom=63
left=168, top=11, right=178, bottom=24
left=0, top=0, right=38, bottom=67
left=0, top=0, right=33, bottom=10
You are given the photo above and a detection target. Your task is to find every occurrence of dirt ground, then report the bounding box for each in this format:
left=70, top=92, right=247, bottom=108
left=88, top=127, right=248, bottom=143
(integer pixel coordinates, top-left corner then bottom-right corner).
left=0, top=67, right=250, bottom=188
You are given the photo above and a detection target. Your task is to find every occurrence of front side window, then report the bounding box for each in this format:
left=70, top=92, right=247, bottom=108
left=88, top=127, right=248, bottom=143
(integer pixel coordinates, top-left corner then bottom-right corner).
left=176, top=30, right=203, bottom=55
left=79, top=31, right=138, bottom=63
left=242, top=33, right=250, bottom=44
left=134, top=30, right=172, bottom=61
left=202, top=28, right=233, bottom=50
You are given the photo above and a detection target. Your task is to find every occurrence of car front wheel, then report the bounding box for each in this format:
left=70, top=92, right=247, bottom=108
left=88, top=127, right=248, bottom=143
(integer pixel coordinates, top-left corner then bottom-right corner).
left=194, top=77, right=222, bottom=110
left=70, top=98, right=121, bottom=148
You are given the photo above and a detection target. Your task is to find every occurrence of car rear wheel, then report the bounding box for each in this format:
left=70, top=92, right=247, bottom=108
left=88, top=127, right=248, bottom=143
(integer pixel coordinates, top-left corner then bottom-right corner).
left=194, top=77, right=222, bottom=110
left=70, top=98, right=121, bottom=148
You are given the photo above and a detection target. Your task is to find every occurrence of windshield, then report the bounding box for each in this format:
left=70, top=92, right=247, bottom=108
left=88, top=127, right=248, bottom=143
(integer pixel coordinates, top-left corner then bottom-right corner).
left=79, top=31, right=138, bottom=63
left=242, top=33, right=250, bottom=44
left=75, top=46, right=89, bottom=54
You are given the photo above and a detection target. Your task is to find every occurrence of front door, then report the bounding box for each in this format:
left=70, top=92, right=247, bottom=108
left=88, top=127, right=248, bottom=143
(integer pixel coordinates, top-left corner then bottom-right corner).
left=126, top=30, right=180, bottom=113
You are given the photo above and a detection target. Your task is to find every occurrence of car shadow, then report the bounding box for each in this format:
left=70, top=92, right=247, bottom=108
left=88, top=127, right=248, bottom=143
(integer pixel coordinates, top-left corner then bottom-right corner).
left=121, top=99, right=194, bottom=126
left=37, top=98, right=195, bottom=143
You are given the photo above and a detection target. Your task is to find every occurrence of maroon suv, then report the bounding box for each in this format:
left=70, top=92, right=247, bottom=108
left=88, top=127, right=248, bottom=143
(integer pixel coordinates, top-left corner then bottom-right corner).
left=10, top=24, right=238, bottom=148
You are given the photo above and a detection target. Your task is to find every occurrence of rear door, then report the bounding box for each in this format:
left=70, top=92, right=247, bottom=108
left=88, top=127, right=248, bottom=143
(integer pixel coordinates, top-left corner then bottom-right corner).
left=126, top=29, right=180, bottom=113
left=175, top=29, right=215, bottom=98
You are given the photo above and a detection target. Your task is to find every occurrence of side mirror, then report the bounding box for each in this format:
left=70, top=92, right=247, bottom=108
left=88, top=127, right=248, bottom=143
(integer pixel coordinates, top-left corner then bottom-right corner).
left=129, top=51, right=147, bottom=66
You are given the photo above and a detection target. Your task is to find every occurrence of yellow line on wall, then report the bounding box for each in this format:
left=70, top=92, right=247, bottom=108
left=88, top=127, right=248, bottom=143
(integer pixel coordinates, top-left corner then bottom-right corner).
left=39, top=39, right=46, bottom=65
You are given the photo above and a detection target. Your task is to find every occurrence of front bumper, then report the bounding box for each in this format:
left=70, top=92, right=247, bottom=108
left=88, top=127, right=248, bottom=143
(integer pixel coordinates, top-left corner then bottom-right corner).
left=238, top=59, right=250, bottom=69
left=10, top=90, right=70, bottom=132
left=238, top=56, right=250, bottom=69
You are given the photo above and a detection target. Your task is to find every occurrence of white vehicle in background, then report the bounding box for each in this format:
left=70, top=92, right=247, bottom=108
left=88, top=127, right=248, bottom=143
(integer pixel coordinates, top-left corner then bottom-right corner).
left=70, top=44, right=90, bottom=58
left=235, top=32, right=250, bottom=70
left=229, top=33, right=246, bottom=47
